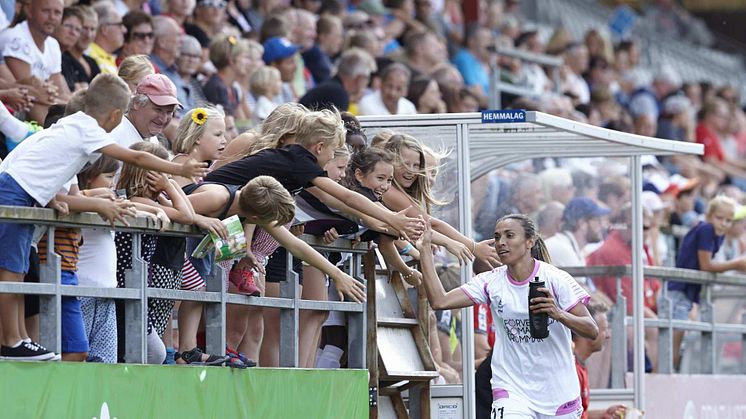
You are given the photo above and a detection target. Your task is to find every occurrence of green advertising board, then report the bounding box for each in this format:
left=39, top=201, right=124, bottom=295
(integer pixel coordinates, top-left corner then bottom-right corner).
left=0, top=362, right=368, bottom=418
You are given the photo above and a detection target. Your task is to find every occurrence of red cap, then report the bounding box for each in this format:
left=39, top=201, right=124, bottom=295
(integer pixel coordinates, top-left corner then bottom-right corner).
left=135, top=74, right=180, bottom=107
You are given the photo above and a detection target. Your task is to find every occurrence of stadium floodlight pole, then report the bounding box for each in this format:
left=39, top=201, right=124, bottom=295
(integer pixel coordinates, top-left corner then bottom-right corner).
left=630, top=155, right=646, bottom=410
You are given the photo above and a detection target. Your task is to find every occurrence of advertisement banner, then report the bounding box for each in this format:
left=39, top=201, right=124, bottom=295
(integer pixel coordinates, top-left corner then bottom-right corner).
left=646, top=374, right=746, bottom=419
left=0, top=362, right=368, bottom=418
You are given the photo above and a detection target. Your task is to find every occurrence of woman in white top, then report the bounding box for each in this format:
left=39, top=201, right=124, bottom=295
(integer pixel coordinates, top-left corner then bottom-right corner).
left=358, top=62, right=417, bottom=116
left=417, top=214, right=598, bottom=419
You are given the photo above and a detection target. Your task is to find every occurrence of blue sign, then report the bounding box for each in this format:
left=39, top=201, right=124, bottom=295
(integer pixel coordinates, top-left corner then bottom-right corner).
left=609, top=5, right=637, bottom=40
left=481, top=109, right=526, bottom=124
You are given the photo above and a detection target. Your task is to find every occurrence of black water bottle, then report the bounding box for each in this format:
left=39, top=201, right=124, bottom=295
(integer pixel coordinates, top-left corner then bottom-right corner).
left=528, top=277, right=549, bottom=339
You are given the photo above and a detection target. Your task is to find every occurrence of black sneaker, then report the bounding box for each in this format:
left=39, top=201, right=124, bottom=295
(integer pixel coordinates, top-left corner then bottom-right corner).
left=175, top=347, right=228, bottom=366
left=0, top=340, right=58, bottom=361
left=24, top=340, right=61, bottom=361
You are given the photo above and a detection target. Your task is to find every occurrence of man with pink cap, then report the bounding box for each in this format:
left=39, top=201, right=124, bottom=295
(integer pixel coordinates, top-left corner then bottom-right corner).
left=110, top=73, right=181, bottom=149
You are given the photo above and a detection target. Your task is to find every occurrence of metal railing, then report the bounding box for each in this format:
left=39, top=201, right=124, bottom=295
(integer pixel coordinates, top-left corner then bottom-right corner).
left=0, top=205, right=368, bottom=368
left=563, top=265, right=746, bottom=387
left=488, top=47, right=564, bottom=109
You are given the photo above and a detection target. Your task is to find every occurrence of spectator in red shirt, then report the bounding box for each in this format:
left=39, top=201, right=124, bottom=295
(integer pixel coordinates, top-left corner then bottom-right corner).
left=696, top=98, right=746, bottom=181
left=586, top=205, right=660, bottom=371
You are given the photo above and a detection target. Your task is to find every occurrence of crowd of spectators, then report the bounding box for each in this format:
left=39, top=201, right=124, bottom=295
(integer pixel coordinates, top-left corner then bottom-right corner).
left=0, top=0, right=743, bottom=397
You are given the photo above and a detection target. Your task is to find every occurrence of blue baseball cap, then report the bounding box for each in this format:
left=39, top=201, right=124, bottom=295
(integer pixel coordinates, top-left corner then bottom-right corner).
left=563, top=197, right=610, bottom=223
left=262, top=37, right=300, bottom=64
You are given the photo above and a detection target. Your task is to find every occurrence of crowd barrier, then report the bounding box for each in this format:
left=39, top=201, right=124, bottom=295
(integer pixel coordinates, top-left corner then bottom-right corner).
left=0, top=205, right=368, bottom=368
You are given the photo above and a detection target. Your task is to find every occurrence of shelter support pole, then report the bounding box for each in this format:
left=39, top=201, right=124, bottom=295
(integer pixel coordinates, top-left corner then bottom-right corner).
left=630, top=156, right=645, bottom=410
left=279, top=250, right=300, bottom=367
left=610, top=276, right=627, bottom=388
left=657, top=284, right=673, bottom=374
left=459, top=122, right=477, bottom=419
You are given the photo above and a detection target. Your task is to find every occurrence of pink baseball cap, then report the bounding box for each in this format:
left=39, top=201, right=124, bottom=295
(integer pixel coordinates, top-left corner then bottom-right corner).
left=135, top=74, right=181, bottom=107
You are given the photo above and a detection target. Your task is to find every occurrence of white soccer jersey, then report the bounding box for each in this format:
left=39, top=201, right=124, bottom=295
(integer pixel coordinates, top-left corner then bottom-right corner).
left=460, top=260, right=590, bottom=416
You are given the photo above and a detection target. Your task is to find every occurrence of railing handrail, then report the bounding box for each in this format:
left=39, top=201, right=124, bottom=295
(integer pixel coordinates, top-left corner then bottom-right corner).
left=562, top=265, right=746, bottom=287
left=493, top=47, right=564, bottom=68
left=0, top=204, right=367, bottom=253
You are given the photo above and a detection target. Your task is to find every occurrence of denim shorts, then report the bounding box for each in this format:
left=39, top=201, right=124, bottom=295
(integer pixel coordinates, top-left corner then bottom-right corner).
left=61, top=271, right=89, bottom=354
left=667, top=289, right=694, bottom=321
left=0, top=172, right=36, bottom=274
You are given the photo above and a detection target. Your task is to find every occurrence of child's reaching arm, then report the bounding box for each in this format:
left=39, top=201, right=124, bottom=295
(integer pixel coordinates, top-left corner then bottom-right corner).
left=99, top=143, right=208, bottom=182
left=264, top=222, right=366, bottom=302
left=378, top=235, right=421, bottom=286
left=148, top=173, right=195, bottom=225
left=698, top=249, right=746, bottom=273
left=308, top=177, right=424, bottom=240
left=383, top=185, right=500, bottom=268
left=56, top=185, right=136, bottom=226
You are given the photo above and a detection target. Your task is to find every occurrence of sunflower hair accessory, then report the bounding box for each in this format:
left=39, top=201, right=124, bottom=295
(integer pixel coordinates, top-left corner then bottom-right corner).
left=227, top=36, right=237, bottom=46
left=191, top=108, right=208, bottom=125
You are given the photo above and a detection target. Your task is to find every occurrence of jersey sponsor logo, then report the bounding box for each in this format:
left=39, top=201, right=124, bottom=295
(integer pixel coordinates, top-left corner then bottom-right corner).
left=503, top=317, right=557, bottom=343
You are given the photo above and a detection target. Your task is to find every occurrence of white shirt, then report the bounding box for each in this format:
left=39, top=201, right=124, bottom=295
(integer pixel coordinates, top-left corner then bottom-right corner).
left=78, top=228, right=117, bottom=288
left=0, top=112, right=114, bottom=206
left=1, top=20, right=61, bottom=80
left=460, top=260, right=589, bottom=415
left=546, top=231, right=595, bottom=290
left=252, top=95, right=278, bottom=125
left=110, top=115, right=145, bottom=149
left=357, top=90, right=417, bottom=116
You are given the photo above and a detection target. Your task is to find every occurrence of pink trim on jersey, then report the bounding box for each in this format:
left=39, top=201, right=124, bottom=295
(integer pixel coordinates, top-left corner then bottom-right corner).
left=460, top=287, right=479, bottom=305
left=506, top=259, right=540, bottom=286
left=566, top=295, right=591, bottom=312
left=555, top=397, right=581, bottom=415
left=492, top=388, right=509, bottom=400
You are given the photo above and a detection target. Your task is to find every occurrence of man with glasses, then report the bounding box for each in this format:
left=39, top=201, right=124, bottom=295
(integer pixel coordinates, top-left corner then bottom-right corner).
left=88, top=1, right=126, bottom=74
left=117, top=11, right=153, bottom=66
left=2, top=0, right=71, bottom=123
left=110, top=74, right=180, bottom=150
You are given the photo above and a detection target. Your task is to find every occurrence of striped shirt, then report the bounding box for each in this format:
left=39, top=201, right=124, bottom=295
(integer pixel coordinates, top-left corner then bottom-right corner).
left=38, top=228, right=82, bottom=272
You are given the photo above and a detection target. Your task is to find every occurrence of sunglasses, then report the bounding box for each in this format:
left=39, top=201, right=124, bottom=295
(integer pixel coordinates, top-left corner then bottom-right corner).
left=131, top=31, right=154, bottom=41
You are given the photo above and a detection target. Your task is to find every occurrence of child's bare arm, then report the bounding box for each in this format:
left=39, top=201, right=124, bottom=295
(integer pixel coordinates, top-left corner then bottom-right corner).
left=55, top=192, right=136, bottom=226
left=99, top=143, right=208, bottom=181
left=379, top=235, right=421, bottom=286
left=264, top=222, right=366, bottom=302
left=698, top=249, right=746, bottom=272
left=309, top=177, right=423, bottom=240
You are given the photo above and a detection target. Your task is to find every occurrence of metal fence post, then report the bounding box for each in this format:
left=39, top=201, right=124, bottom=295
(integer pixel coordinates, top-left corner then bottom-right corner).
left=347, top=253, right=367, bottom=369
left=124, top=233, right=147, bottom=364
left=38, top=226, right=61, bottom=354
left=279, top=250, right=299, bottom=367
left=204, top=263, right=226, bottom=356
left=700, top=286, right=715, bottom=374
left=657, top=285, right=673, bottom=374
left=741, top=313, right=746, bottom=374
left=610, top=282, right=627, bottom=388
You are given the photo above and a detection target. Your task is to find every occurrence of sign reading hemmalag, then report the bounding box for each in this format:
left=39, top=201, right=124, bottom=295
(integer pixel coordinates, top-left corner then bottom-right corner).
left=481, top=109, right=526, bottom=123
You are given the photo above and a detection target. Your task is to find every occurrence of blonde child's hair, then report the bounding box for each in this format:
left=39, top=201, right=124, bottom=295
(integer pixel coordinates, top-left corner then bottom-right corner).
left=118, top=55, right=155, bottom=91
left=421, top=143, right=450, bottom=178
left=249, top=66, right=281, bottom=98
left=333, top=146, right=351, bottom=159
left=295, top=108, right=345, bottom=150
left=370, top=129, right=395, bottom=148
left=245, top=39, right=264, bottom=61
left=172, top=106, right=226, bottom=154
left=238, top=175, right=296, bottom=226
left=117, top=142, right=170, bottom=199
left=384, top=133, right=443, bottom=213
left=706, top=195, right=737, bottom=216
left=245, top=102, right=308, bottom=155
left=210, top=34, right=251, bottom=70
left=84, top=73, right=131, bottom=119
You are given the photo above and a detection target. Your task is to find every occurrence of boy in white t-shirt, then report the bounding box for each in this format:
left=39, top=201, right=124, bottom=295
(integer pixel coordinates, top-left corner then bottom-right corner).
left=0, top=73, right=207, bottom=361
left=417, top=214, right=597, bottom=419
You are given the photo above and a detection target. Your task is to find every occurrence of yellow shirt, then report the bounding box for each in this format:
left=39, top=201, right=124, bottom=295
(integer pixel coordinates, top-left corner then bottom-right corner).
left=86, top=42, right=117, bottom=74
